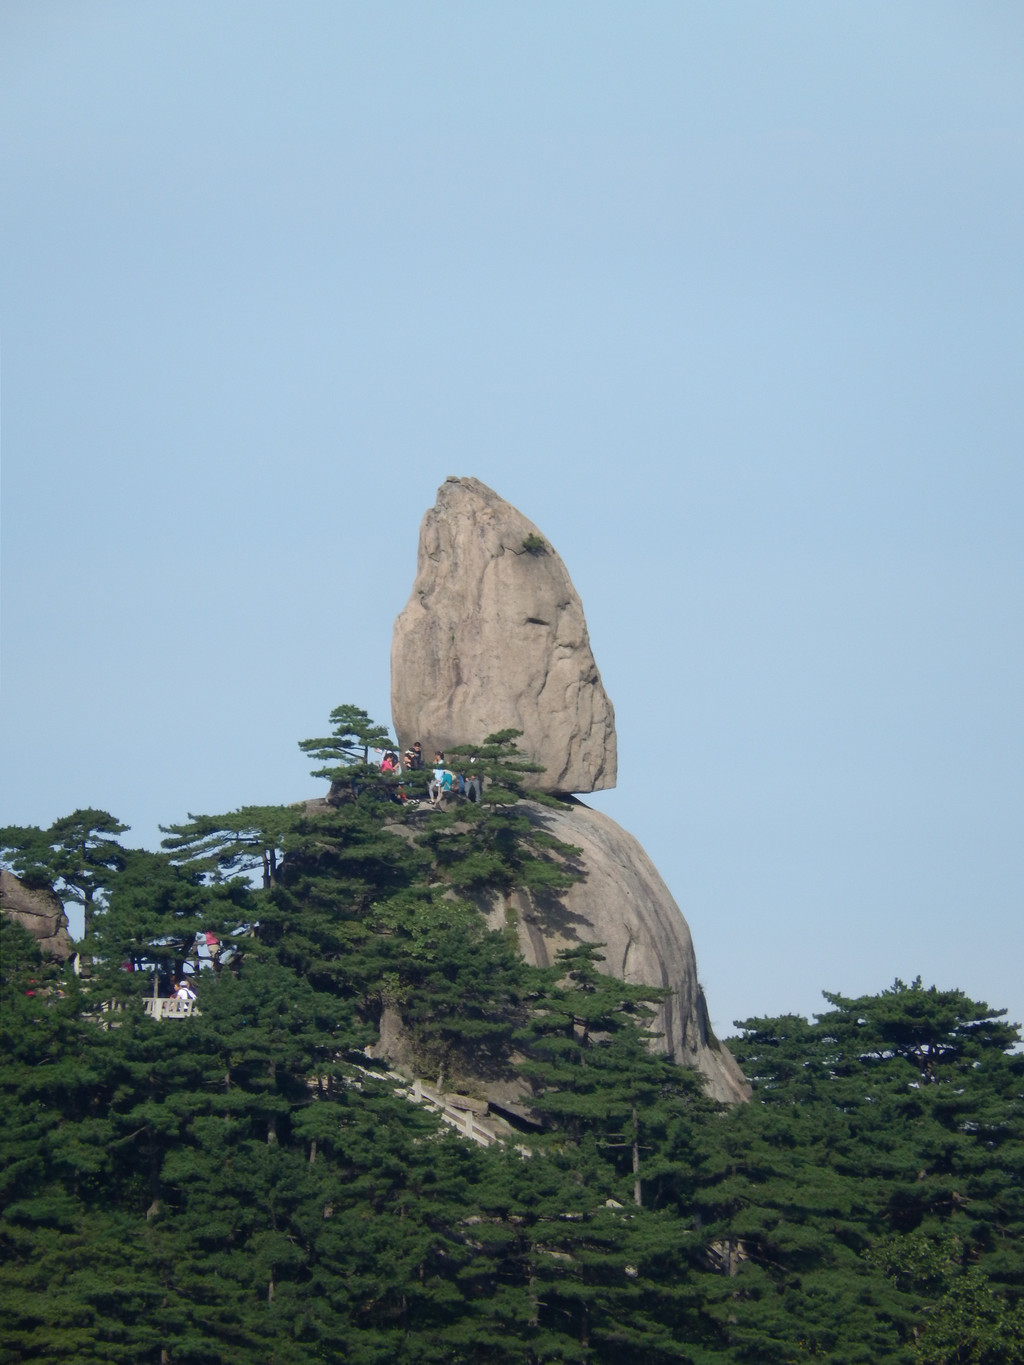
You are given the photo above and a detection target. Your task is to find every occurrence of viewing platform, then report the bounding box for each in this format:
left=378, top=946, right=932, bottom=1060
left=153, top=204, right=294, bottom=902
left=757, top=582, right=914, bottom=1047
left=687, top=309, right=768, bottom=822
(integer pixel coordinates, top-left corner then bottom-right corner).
left=144, top=997, right=199, bottom=1020
left=94, top=996, right=200, bottom=1022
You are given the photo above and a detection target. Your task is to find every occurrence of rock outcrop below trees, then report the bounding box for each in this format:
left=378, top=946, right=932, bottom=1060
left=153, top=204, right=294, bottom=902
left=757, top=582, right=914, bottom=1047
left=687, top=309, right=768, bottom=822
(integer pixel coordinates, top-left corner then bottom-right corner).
left=391, top=476, right=617, bottom=795
left=0, top=870, right=75, bottom=960
left=478, top=800, right=750, bottom=1105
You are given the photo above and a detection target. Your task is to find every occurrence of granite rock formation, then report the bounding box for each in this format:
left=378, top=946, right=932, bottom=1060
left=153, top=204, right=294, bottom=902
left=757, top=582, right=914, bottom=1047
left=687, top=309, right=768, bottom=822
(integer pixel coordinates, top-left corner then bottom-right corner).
left=391, top=476, right=616, bottom=795
left=0, top=870, right=75, bottom=961
left=389, top=477, right=748, bottom=1103
left=478, top=801, right=750, bottom=1105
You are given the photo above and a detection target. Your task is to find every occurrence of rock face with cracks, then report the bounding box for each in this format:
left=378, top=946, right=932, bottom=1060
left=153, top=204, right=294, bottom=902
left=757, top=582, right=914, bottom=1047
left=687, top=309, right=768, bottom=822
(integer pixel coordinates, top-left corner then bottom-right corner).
left=478, top=800, right=750, bottom=1105
left=1, top=870, right=75, bottom=961
left=391, top=476, right=616, bottom=795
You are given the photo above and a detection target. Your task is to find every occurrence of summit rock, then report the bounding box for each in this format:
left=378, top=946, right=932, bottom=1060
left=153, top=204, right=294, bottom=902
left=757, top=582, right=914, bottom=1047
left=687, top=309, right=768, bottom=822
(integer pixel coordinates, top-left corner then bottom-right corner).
left=391, top=477, right=617, bottom=794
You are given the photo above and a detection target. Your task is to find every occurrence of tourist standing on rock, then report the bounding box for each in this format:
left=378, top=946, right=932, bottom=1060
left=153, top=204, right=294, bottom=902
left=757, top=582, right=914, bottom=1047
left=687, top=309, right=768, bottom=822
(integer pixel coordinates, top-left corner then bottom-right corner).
left=429, top=752, right=446, bottom=804
left=409, top=742, right=423, bottom=770
left=380, top=751, right=398, bottom=776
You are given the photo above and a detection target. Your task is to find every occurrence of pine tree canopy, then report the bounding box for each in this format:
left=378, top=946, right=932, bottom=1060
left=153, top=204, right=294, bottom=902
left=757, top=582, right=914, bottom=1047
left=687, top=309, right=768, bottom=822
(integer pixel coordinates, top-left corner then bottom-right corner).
left=1, top=808, right=129, bottom=934
left=2, top=703, right=1023, bottom=1363
left=298, top=704, right=397, bottom=783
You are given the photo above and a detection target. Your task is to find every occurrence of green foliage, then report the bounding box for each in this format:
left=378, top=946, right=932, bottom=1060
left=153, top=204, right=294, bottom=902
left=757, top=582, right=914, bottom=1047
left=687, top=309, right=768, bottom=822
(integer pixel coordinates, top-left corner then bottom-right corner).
left=81, top=848, right=254, bottom=1004
left=915, top=1269, right=1024, bottom=1365
left=0, top=808, right=128, bottom=935
left=448, top=727, right=547, bottom=803
left=3, top=702, right=1023, bottom=1363
left=818, top=976, right=1020, bottom=1080
left=695, top=982, right=1024, bottom=1363
left=298, top=704, right=396, bottom=786
left=421, top=729, right=584, bottom=903
left=396, top=900, right=528, bottom=1090
left=0, top=915, right=45, bottom=988
left=160, top=805, right=300, bottom=888
left=520, top=945, right=717, bottom=1212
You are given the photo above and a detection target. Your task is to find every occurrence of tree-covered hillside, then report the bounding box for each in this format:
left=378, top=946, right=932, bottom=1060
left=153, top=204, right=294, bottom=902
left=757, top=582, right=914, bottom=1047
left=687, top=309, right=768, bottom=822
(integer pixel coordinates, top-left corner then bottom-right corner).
left=2, top=710, right=1022, bottom=1363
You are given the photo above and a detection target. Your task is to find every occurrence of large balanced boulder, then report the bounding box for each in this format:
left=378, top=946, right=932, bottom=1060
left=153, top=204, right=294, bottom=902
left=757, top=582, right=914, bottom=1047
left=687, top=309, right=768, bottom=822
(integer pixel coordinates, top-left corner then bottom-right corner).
left=0, top=870, right=75, bottom=961
left=388, top=476, right=747, bottom=1103
left=478, top=800, right=751, bottom=1105
left=391, top=477, right=616, bottom=795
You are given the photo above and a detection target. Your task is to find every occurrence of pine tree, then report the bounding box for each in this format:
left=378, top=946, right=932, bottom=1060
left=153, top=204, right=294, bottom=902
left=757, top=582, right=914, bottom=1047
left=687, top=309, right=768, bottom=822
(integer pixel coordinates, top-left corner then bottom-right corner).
left=6, top=700, right=1024, bottom=1364
left=160, top=805, right=300, bottom=888
left=0, top=809, right=129, bottom=936
left=519, top=945, right=714, bottom=1210
left=691, top=980, right=1024, bottom=1363
left=298, top=704, right=397, bottom=792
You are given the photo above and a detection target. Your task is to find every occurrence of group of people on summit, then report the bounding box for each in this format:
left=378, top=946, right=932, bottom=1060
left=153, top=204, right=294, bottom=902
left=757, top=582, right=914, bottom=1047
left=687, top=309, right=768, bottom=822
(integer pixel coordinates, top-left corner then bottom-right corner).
left=377, top=741, right=481, bottom=808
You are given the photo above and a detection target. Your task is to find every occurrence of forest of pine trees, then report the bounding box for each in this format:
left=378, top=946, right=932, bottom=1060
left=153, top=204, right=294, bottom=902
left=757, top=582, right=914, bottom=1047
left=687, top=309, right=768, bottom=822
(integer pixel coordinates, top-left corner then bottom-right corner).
left=2, top=707, right=1022, bottom=1363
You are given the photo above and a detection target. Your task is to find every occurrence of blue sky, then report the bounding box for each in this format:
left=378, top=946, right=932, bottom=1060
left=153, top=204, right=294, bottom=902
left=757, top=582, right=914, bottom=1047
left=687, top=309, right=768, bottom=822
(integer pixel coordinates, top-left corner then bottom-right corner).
left=2, top=1, right=1022, bottom=1039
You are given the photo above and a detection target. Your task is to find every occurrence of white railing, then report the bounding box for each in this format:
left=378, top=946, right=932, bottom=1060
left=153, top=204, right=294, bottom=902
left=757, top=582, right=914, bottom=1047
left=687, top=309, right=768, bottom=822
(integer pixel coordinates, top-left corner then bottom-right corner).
left=144, top=997, right=198, bottom=1020
left=409, top=1078, right=499, bottom=1146
left=95, top=998, right=199, bottom=1020
left=348, top=1064, right=505, bottom=1147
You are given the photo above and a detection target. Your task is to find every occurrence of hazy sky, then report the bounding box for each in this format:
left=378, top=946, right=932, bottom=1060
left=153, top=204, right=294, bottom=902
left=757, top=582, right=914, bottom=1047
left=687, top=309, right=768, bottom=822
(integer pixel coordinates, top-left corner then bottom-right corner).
left=2, top=2, right=1022, bottom=1040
